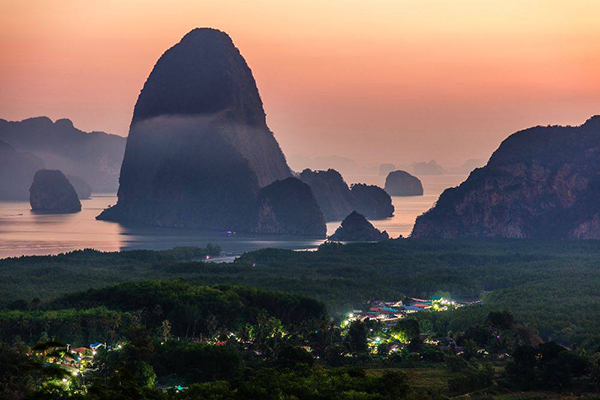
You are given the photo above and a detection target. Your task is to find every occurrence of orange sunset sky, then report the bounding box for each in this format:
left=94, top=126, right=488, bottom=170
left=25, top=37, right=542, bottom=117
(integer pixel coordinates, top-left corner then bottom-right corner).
left=1, top=0, right=600, bottom=167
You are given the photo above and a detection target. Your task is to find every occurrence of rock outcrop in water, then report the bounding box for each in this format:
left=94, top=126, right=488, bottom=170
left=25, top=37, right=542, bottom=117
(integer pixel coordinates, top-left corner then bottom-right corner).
left=66, top=175, right=92, bottom=199
left=329, top=211, right=389, bottom=242
left=412, top=116, right=600, bottom=239
left=30, top=170, right=81, bottom=213
left=0, top=140, right=45, bottom=200
left=384, top=170, right=423, bottom=196
left=350, top=184, right=394, bottom=219
left=0, top=117, right=125, bottom=192
left=98, top=28, right=327, bottom=236
left=255, top=178, right=326, bottom=236
left=299, top=169, right=354, bottom=221
left=299, top=169, right=395, bottom=221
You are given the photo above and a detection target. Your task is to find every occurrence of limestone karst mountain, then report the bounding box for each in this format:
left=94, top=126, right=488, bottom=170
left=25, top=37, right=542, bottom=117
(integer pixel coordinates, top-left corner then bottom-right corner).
left=349, top=183, right=394, bottom=220
left=299, top=169, right=355, bottom=221
left=255, top=177, right=326, bottom=236
left=299, top=169, right=394, bottom=221
left=384, top=170, right=423, bottom=196
left=412, top=116, right=600, bottom=239
left=98, top=28, right=327, bottom=235
left=30, top=170, right=81, bottom=213
left=0, top=117, right=125, bottom=192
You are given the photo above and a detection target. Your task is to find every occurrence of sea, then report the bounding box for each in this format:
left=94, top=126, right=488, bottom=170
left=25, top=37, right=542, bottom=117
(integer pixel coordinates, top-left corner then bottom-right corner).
left=0, top=174, right=467, bottom=259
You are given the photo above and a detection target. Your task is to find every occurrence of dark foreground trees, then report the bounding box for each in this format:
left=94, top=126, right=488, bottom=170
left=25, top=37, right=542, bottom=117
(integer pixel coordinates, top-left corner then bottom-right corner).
left=507, top=342, right=590, bottom=390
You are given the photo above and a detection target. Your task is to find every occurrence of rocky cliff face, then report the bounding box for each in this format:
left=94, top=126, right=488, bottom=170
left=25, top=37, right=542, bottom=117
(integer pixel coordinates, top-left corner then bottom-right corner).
left=299, top=169, right=395, bottom=221
left=255, top=178, right=326, bottom=236
left=30, top=170, right=81, bottom=213
left=299, top=169, right=354, bottom=221
left=0, top=140, right=45, bottom=200
left=329, top=211, right=389, bottom=242
left=97, top=28, right=327, bottom=235
left=0, top=117, right=125, bottom=192
left=412, top=116, right=600, bottom=239
left=350, top=184, right=394, bottom=220
left=384, top=170, right=423, bottom=196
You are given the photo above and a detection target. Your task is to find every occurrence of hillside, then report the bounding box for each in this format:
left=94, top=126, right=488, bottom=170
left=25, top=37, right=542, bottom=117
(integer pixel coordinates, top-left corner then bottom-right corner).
left=413, top=116, right=600, bottom=239
left=0, top=117, right=125, bottom=192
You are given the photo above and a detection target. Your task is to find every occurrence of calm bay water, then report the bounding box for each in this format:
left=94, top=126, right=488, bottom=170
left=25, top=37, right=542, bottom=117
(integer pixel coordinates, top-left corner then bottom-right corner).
left=0, top=174, right=467, bottom=259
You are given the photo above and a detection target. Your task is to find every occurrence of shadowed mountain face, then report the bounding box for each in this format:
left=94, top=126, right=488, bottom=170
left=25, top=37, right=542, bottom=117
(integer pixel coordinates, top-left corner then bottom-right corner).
left=125, top=28, right=290, bottom=189
left=0, top=140, right=45, bottom=200
left=299, top=169, right=395, bottom=221
left=299, top=169, right=355, bottom=221
left=98, top=28, right=327, bottom=235
left=349, top=183, right=394, bottom=220
left=0, top=117, right=125, bottom=192
left=30, top=169, right=81, bottom=213
left=412, top=116, right=600, bottom=239
left=256, top=178, right=326, bottom=236
left=384, top=170, right=423, bottom=196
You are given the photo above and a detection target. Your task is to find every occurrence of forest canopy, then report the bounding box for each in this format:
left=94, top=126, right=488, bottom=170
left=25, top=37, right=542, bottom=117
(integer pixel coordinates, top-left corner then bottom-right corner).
left=1, top=239, right=599, bottom=349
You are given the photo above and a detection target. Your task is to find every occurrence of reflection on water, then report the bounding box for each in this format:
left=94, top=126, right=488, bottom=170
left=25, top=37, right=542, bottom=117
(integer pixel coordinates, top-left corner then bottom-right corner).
left=0, top=174, right=466, bottom=259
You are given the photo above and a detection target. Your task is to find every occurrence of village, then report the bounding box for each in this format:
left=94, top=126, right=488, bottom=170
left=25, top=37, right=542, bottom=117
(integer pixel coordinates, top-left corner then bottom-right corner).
left=344, top=296, right=470, bottom=327
left=29, top=339, right=118, bottom=389
left=338, top=296, right=481, bottom=355
left=22, top=294, right=482, bottom=394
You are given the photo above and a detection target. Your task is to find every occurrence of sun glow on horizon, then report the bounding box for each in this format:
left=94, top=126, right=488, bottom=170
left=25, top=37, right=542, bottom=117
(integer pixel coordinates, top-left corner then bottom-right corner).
left=1, top=0, right=599, bottom=166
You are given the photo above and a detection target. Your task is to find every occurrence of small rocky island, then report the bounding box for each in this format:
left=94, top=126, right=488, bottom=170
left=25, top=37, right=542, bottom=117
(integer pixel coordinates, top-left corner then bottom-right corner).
left=299, top=169, right=395, bottom=221
left=29, top=170, right=81, bottom=213
left=384, top=170, right=424, bottom=196
left=255, top=178, right=326, bottom=236
left=349, top=183, right=394, bottom=219
left=329, top=211, right=389, bottom=242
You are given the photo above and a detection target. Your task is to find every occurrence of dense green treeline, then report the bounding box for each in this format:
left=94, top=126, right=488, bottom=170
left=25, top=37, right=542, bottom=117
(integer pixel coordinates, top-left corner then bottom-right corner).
left=1, top=239, right=599, bottom=349
left=0, top=307, right=135, bottom=345
left=0, top=281, right=326, bottom=345
left=233, top=240, right=600, bottom=349
left=49, top=281, right=325, bottom=327
left=0, top=246, right=221, bottom=303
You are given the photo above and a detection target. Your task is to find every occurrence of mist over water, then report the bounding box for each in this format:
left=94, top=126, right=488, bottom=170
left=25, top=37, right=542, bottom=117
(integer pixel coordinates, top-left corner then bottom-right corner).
left=0, top=174, right=467, bottom=259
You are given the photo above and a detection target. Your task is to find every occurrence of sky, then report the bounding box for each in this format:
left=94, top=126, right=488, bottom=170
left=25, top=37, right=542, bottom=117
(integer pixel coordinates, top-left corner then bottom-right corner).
left=1, top=0, right=600, bottom=167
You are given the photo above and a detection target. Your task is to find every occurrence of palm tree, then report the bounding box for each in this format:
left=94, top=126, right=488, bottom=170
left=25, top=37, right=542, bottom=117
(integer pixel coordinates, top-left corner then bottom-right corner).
left=160, top=320, right=172, bottom=342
